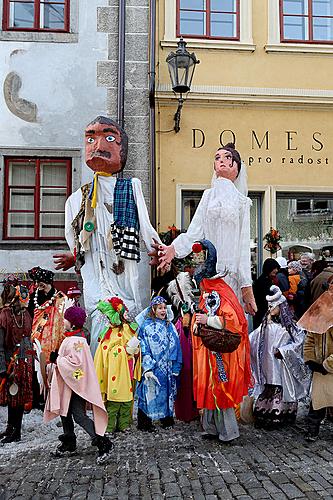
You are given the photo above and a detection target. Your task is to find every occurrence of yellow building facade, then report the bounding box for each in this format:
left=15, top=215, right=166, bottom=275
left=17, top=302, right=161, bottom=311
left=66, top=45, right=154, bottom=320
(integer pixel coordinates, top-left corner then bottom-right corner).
left=155, top=0, right=333, bottom=276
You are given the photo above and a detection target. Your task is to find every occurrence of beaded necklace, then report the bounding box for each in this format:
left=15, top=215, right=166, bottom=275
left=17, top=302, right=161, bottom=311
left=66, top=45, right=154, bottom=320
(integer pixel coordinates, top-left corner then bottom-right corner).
left=10, top=308, right=24, bottom=329
left=33, top=289, right=58, bottom=311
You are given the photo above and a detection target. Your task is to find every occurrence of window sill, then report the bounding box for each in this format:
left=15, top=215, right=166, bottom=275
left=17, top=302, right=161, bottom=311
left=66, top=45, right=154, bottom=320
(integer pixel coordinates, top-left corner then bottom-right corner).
left=0, top=241, right=68, bottom=250
left=265, top=43, right=333, bottom=55
left=0, top=30, right=78, bottom=43
left=161, top=39, right=256, bottom=52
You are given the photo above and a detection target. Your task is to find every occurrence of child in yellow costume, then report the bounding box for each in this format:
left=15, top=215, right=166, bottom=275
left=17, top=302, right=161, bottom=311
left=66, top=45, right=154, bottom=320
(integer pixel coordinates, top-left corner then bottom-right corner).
left=94, top=297, right=141, bottom=433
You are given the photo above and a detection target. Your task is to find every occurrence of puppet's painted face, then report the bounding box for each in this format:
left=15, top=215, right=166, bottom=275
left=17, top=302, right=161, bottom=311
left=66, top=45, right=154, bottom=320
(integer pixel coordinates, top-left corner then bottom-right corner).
left=85, top=122, right=122, bottom=174
left=214, top=149, right=238, bottom=181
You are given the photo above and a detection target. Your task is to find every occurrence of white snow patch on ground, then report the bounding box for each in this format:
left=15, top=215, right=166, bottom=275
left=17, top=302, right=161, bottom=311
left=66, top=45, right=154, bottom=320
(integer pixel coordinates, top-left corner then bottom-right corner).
left=0, top=406, right=88, bottom=459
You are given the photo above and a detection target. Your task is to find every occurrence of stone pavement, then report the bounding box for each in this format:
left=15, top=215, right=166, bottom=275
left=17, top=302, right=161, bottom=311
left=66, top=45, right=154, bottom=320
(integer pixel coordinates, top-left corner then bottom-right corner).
left=1, top=412, right=333, bottom=500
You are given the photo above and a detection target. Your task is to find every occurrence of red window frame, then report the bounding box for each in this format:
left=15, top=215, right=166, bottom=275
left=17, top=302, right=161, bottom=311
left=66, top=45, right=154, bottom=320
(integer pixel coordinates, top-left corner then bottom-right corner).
left=3, top=157, right=72, bottom=241
left=176, top=0, right=240, bottom=40
left=2, top=0, right=70, bottom=32
left=280, top=0, right=333, bottom=43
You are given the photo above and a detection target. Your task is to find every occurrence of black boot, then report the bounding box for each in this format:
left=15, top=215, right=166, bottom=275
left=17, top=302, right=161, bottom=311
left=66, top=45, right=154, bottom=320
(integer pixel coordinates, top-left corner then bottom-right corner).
left=0, top=425, right=14, bottom=439
left=160, top=416, right=174, bottom=429
left=1, top=427, right=21, bottom=444
left=1, top=406, right=23, bottom=444
left=52, top=435, right=77, bottom=457
left=92, top=436, right=113, bottom=464
left=137, top=408, right=155, bottom=432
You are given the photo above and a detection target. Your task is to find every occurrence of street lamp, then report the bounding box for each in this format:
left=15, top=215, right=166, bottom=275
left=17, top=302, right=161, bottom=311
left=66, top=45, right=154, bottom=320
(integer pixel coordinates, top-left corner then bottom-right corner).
left=166, top=38, right=199, bottom=133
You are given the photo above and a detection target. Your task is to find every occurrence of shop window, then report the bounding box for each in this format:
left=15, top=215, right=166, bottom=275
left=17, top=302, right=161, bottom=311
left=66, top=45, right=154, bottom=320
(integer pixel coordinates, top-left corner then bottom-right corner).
left=291, top=198, right=333, bottom=220
left=3, top=157, right=71, bottom=240
left=177, top=0, right=240, bottom=39
left=280, top=0, right=333, bottom=43
left=181, top=189, right=204, bottom=230
left=276, top=193, right=333, bottom=260
left=2, top=0, right=70, bottom=31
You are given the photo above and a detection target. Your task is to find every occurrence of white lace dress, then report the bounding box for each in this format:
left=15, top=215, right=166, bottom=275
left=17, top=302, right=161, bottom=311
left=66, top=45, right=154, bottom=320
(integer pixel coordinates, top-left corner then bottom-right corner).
left=172, top=177, right=252, bottom=299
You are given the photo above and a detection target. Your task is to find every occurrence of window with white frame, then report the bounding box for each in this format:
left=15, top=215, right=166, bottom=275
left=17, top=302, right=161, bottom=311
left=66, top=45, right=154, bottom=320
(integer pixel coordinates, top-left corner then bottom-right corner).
left=163, top=0, right=254, bottom=50
left=2, top=0, right=70, bottom=32
left=280, top=0, right=333, bottom=43
left=177, top=0, right=240, bottom=40
left=3, top=157, right=71, bottom=240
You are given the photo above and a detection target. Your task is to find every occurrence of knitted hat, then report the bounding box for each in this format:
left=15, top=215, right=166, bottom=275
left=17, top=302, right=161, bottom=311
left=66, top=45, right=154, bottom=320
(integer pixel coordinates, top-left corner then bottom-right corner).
left=64, top=306, right=87, bottom=328
left=35, top=268, right=54, bottom=284
left=288, top=261, right=302, bottom=273
left=323, top=354, right=333, bottom=374
left=266, top=285, right=286, bottom=310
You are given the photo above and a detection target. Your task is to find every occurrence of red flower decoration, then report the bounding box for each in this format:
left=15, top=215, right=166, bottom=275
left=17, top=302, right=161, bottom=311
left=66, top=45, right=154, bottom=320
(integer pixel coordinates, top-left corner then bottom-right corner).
left=192, top=242, right=203, bottom=254
left=103, top=345, right=107, bottom=350
left=117, top=332, right=122, bottom=337
left=118, top=348, right=121, bottom=353
left=112, top=376, right=116, bottom=381
left=109, top=297, right=123, bottom=310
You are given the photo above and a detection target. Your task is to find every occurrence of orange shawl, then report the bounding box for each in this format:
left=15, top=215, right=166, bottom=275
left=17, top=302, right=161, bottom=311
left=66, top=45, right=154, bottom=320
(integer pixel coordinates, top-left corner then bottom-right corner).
left=32, top=292, right=66, bottom=363
left=192, top=278, right=252, bottom=410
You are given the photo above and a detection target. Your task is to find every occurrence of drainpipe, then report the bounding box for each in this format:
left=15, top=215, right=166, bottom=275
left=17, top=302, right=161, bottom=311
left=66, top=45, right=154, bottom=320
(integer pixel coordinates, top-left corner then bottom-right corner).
left=117, top=0, right=126, bottom=131
left=149, top=0, right=156, bottom=227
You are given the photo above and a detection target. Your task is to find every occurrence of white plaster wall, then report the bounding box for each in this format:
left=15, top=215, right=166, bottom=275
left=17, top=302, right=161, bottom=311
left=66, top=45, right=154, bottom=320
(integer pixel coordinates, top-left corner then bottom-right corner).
left=0, top=0, right=108, bottom=181
left=0, top=250, right=64, bottom=275
left=0, top=0, right=109, bottom=273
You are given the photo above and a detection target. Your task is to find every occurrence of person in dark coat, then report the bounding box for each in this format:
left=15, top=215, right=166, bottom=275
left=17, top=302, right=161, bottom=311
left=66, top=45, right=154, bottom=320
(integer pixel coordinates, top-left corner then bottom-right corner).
left=253, top=258, right=280, bottom=329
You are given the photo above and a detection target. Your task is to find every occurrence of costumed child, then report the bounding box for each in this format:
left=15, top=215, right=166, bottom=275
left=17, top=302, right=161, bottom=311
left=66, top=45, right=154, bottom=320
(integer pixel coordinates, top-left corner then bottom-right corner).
left=136, top=296, right=182, bottom=431
left=191, top=240, right=252, bottom=443
left=44, top=306, right=112, bottom=463
left=167, top=271, right=199, bottom=423
left=0, top=280, right=34, bottom=444
left=249, top=285, right=310, bottom=430
left=94, top=297, right=141, bottom=434
left=298, top=282, right=333, bottom=441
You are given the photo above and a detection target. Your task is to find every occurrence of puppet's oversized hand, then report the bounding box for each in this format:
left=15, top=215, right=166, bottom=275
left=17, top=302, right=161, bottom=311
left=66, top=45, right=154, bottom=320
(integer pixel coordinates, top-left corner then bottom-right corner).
left=241, top=286, right=257, bottom=316
left=157, top=244, right=175, bottom=271
left=53, top=252, right=75, bottom=271
left=148, top=238, right=160, bottom=267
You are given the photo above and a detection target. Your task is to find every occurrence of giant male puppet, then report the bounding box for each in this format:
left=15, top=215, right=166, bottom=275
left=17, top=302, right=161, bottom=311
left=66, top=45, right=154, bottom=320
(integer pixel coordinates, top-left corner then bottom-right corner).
left=55, top=116, right=160, bottom=354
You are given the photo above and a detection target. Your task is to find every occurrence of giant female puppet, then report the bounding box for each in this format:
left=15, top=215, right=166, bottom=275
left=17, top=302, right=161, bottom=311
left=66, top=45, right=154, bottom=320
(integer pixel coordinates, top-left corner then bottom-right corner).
left=157, top=144, right=257, bottom=440
left=55, top=116, right=160, bottom=354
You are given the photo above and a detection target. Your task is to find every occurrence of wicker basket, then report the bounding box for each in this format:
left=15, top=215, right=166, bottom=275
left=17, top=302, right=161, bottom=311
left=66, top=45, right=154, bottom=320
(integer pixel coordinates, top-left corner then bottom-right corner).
left=194, top=315, right=241, bottom=353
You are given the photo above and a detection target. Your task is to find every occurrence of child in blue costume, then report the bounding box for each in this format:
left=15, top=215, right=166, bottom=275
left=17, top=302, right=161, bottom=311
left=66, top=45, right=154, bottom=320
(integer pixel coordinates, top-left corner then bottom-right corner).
left=136, top=296, right=182, bottom=431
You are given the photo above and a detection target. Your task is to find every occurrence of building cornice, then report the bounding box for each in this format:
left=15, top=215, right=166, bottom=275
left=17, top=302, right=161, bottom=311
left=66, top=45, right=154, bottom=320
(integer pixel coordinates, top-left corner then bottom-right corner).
left=156, top=84, right=333, bottom=108
left=160, top=40, right=256, bottom=52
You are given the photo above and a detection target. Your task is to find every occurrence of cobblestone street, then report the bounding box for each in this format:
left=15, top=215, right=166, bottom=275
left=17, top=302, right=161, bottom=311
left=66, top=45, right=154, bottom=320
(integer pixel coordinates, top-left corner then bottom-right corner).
left=1, top=409, right=333, bottom=499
